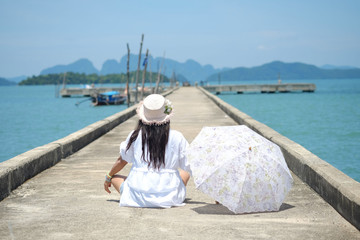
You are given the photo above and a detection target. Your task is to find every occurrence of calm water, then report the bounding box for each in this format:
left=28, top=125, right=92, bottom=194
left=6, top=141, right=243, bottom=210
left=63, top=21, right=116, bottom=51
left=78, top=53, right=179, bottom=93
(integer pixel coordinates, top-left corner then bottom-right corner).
left=0, top=84, right=128, bottom=162
left=0, top=79, right=359, bottom=182
left=215, top=79, right=360, bottom=182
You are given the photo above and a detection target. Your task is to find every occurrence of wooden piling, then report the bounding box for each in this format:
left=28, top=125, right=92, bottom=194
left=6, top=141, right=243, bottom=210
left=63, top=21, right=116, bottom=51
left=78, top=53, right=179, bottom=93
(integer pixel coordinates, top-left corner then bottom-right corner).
left=135, top=34, right=144, bottom=103
left=126, top=43, right=131, bottom=107
left=155, top=51, right=165, bottom=93
left=148, top=53, right=153, bottom=92
left=141, top=49, right=149, bottom=100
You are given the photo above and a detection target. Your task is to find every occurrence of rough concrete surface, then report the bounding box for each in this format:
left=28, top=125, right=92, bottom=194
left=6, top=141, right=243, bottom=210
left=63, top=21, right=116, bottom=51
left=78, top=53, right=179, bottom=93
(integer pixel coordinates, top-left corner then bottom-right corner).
left=199, top=86, right=360, bottom=230
left=0, top=87, right=359, bottom=239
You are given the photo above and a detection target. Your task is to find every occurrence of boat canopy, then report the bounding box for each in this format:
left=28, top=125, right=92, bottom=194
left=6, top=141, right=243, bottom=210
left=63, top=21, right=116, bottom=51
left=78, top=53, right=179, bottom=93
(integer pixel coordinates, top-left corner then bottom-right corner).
left=100, top=91, right=120, bottom=96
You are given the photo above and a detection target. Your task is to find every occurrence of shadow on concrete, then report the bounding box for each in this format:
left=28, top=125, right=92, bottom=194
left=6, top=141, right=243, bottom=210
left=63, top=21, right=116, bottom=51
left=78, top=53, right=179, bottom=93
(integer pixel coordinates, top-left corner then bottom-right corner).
left=191, top=202, right=295, bottom=215
left=279, top=203, right=295, bottom=211
left=184, top=198, right=208, bottom=205
left=191, top=204, right=236, bottom=215
left=106, top=198, right=208, bottom=205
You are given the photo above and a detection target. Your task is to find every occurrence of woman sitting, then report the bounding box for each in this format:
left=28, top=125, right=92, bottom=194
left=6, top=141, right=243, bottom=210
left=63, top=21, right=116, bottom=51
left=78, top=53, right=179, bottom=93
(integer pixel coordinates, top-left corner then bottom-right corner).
left=104, top=94, right=191, bottom=208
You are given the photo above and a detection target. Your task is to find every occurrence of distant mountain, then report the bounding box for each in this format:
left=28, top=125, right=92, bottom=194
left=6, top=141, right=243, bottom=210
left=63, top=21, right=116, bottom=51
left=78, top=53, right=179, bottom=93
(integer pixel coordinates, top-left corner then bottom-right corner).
left=100, top=55, right=228, bottom=82
left=7, top=75, right=27, bottom=83
left=40, top=56, right=225, bottom=83
left=320, top=64, right=357, bottom=70
left=100, top=59, right=121, bottom=75
left=174, top=73, right=189, bottom=83
left=206, top=61, right=360, bottom=82
left=0, top=77, right=16, bottom=86
left=39, top=58, right=360, bottom=83
left=40, top=58, right=99, bottom=75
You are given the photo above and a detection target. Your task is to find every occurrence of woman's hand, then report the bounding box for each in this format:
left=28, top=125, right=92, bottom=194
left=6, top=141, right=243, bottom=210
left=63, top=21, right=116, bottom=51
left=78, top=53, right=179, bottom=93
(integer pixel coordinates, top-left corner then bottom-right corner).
left=104, top=180, right=112, bottom=193
left=104, top=156, right=128, bottom=194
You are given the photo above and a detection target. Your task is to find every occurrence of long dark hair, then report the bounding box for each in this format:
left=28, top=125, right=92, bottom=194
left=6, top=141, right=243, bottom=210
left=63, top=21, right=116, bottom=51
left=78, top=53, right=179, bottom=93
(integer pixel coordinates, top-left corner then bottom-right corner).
left=126, top=120, right=170, bottom=169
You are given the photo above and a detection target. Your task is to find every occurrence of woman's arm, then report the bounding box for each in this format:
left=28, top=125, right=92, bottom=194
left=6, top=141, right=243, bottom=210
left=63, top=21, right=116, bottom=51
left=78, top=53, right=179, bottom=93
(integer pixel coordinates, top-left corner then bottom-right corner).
left=108, top=155, right=128, bottom=176
left=104, top=156, right=128, bottom=193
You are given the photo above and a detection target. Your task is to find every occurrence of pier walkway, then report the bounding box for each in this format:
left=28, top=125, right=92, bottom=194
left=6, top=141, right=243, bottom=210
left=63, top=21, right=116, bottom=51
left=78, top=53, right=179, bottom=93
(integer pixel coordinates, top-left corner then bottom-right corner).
left=0, top=87, right=359, bottom=239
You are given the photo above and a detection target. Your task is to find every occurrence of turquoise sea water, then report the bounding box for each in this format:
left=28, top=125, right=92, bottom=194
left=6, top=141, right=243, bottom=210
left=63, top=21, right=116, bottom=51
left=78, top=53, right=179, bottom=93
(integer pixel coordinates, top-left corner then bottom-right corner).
left=0, top=79, right=359, bottom=182
left=0, top=84, right=127, bottom=163
left=215, top=79, right=360, bottom=182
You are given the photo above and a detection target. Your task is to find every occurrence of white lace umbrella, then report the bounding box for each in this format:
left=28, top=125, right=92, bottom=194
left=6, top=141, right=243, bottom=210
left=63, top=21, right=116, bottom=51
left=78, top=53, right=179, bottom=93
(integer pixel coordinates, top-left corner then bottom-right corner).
left=186, top=125, right=293, bottom=214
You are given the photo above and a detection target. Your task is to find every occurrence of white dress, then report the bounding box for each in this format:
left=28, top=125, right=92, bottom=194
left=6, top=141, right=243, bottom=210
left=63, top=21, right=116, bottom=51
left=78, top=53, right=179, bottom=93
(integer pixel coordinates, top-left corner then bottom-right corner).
left=119, top=129, right=192, bottom=208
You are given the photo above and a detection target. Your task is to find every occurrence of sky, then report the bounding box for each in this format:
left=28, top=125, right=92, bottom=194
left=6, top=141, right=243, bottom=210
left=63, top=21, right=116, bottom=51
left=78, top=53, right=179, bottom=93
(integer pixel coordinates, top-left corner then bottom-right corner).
left=1, top=0, right=360, bottom=78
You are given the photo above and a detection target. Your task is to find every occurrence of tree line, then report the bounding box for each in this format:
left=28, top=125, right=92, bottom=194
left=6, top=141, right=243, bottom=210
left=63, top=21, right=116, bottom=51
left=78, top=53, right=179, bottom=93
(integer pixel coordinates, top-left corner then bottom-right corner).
left=19, top=71, right=170, bottom=85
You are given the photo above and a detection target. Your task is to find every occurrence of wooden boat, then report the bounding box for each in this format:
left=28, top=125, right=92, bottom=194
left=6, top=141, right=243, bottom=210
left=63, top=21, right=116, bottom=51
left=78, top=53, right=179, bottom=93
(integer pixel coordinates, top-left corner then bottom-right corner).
left=91, top=91, right=127, bottom=106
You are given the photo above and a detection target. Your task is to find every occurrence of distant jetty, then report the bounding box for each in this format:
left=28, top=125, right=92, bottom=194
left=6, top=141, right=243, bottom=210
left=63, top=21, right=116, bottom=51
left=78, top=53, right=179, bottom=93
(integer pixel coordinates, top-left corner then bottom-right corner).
left=202, top=83, right=316, bottom=94
left=60, top=86, right=171, bottom=104
left=60, top=87, right=125, bottom=97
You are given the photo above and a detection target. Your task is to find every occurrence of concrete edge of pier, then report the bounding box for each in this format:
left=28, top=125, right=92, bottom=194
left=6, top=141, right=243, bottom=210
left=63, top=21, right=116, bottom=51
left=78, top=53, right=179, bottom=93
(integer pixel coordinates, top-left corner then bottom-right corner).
left=0, top=87, right=178, bottom=201
left=197, top=86, right=360, bottom=230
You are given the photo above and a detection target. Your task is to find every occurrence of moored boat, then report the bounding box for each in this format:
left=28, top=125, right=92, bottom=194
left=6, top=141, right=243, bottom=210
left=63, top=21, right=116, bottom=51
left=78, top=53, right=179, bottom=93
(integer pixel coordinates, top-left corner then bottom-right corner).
left=91, top=91, right=126, bottom=106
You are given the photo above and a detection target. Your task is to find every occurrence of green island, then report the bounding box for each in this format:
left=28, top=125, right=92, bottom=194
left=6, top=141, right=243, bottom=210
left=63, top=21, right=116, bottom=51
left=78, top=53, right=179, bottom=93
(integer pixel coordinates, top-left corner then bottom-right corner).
left=19, top=71, right=170, bottom=85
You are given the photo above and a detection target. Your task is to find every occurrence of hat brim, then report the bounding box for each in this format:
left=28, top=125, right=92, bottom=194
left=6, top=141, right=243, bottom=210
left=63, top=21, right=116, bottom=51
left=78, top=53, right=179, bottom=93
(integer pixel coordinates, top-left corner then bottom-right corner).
left=137, top=101, right=173, bottom=125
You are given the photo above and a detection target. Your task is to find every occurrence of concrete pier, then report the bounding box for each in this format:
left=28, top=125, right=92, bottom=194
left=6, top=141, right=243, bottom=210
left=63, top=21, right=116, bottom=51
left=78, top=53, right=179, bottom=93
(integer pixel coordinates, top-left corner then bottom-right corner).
left=0, top=87, right=359, bottom=239
left=203, top=83, right=316, bottom=94
left=60, top=86, right=172, bottom=104
left=60, top=87, right=128, bottom=97
left=60, top=87, right=168, bottom=98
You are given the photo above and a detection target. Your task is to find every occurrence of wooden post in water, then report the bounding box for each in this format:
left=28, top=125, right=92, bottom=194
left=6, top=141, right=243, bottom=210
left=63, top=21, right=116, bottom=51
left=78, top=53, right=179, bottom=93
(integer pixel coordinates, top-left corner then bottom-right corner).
left=278, top=73, right=282, bottom=84
left=141, top=49, right=149, bottom=100
left=155, top=51, right=165, bottom=93
left=126, top=43, right=131, bottom=107
left=173, top=72, right=177, bottom=87
left=62, top=72, right=67, bottom=89
left=55, top=82, right=60, bottom=98
left=148, top=53, right=153, bottom=93
left=160, top=66, right=166, bottom=89
left=170, top=71, right=175, bottom=88
left=135, top=34, right=144, bottom=103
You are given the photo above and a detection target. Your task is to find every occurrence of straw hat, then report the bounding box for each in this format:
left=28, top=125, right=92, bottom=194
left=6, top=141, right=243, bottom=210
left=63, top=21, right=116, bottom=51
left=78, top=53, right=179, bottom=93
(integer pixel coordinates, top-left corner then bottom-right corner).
left=137, top=94, right=173, bottom=125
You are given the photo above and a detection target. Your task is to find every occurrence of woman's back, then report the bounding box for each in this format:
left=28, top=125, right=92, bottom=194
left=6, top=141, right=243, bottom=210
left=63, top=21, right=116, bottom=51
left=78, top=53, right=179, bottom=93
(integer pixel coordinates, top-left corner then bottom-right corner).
left=122, top=129, right=189, bottom=170
left=104, top=94, right=191, bottom=208
left=119, top=129, right=191, bottom=208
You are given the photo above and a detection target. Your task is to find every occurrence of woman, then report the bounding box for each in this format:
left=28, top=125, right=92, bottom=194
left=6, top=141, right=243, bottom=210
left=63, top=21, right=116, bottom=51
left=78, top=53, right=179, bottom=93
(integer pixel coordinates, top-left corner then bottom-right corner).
left=104, top=94, right=191, bottom=208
